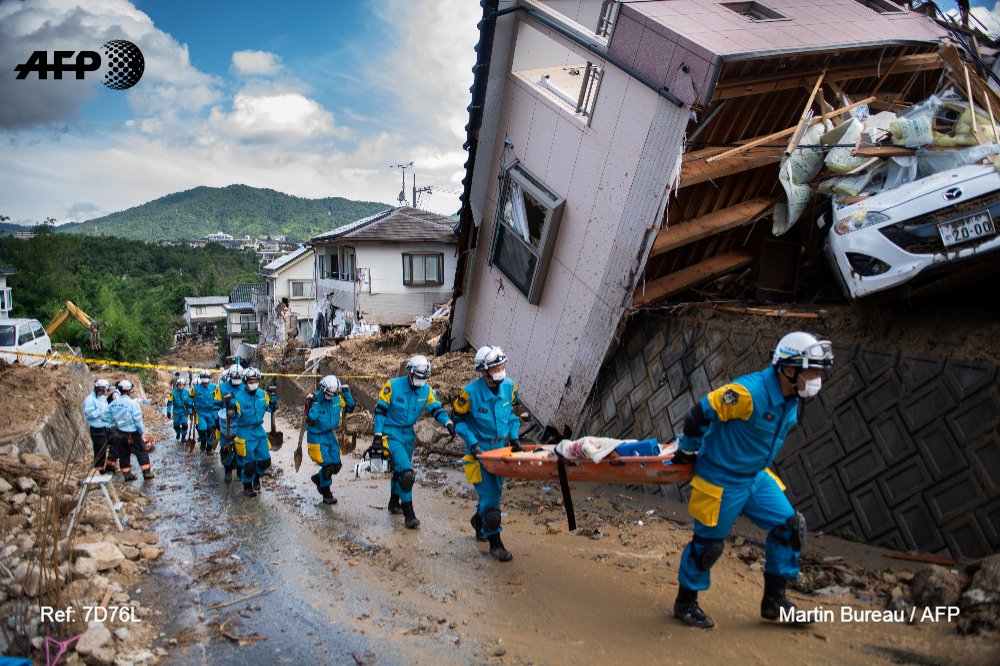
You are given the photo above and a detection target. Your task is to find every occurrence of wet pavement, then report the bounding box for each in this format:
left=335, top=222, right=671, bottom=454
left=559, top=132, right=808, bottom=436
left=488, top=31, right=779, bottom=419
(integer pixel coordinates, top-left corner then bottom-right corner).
left=137, top=423, right=445, bottom=666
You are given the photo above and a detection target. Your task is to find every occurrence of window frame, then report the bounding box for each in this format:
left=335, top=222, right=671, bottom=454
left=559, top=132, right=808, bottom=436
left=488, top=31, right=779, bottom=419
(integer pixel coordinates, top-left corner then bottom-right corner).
left=290, top=280, right=314, bottom=299
left=402, top=252, right=445, bottom=287
left=488, top=161, right=566, bottom=305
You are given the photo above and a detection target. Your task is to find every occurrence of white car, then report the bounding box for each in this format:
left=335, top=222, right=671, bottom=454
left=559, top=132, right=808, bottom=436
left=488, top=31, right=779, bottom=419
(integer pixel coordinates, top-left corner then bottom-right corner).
left=0, top=317, right=52, bottom=365
left=825, top=163, right=1000, bottom=300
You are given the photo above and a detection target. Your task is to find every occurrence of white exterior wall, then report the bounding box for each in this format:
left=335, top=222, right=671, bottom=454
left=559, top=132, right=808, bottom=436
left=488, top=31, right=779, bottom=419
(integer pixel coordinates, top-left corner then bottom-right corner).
left=461, top=15, right=689, bottom=432
left=183, top=302, right=227, bottom=332
left=268, top=251, right=316, bottom=340
left=0, top=275, right=9, bottom=317
left=315, top=241, right=456, bottom=326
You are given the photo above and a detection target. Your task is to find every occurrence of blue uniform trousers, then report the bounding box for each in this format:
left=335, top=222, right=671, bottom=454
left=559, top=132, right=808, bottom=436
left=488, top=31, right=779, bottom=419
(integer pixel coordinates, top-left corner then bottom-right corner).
left=385, top=425, right=416, bottom=502
left=679, top=470, right=797, bottom=591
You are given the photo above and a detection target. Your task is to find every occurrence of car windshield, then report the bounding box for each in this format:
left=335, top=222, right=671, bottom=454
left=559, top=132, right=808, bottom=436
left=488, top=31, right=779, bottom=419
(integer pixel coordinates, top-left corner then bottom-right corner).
left=0, top=325, right=14, bottom=346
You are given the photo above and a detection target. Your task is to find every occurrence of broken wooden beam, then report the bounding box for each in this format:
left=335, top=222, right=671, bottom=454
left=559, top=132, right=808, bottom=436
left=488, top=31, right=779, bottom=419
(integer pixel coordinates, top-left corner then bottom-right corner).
left=786, top=70, right=827, bottom=156
left=650, top=197, right=777, bottom=257
left=680, top=146, right=782, bottom=186
left=713, top=53, right=941, bottom=101
left=633, top=251, right=754, bottom=308
left=684, top=302, right=823, bottom=319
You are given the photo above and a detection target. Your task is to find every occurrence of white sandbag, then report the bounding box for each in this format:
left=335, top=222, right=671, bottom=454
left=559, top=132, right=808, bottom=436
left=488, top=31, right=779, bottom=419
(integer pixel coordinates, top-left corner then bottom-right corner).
left=785, top=120, right=829, bottom=185
left=773, top=160, right=813, bottom=236
left=823, top=118, right=869, bottom=173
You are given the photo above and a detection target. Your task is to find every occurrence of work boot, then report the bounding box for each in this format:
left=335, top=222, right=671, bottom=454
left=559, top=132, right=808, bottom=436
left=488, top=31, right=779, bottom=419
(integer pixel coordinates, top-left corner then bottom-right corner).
left=761, top=574, right=807, bottom=623
left=252, top=476, right=261, bottom=492
left=674, top=586, right=714, bottom=628
left=401, top=502, right=420, bottom=529
left=311, top=473, right=323, bottom=495
left=387, top=493, right=402, bottom=515
left=487, top=533, right=512, bottom=562
left=223, top=468, right=233, bottom=483
left=470, top=513, right=488, bottom=542
left=243, top=483, right=258, bottom=498
left=142, top=471, right=156, bottom=480
left=321, top=489, right=338, bottom=505
left=122, top=472, right=137, bottom=482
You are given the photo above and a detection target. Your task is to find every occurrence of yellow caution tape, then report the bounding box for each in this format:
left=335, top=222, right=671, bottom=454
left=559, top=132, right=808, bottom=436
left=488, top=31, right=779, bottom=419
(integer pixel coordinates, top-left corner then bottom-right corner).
left=7, top=351, right=379, bottom=379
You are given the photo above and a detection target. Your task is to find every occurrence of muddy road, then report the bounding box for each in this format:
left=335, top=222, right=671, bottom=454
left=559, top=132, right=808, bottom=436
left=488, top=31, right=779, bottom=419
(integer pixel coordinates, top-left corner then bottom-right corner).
left=135, top=413, right=997, bottom=666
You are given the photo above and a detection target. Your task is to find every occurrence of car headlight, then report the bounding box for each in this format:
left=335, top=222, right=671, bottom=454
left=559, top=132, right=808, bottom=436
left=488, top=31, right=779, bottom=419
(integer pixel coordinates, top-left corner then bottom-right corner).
left=834, top=210, right=891, bottom=235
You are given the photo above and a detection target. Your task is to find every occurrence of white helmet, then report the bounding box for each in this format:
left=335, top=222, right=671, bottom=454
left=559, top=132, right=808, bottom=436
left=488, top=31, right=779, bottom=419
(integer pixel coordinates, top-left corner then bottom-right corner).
left=176, top=377, right=187, bottom=387
left=772, top=332, right=834, bottom=370
left=474, top=345, right=506, bottom=372
left=406, top=355, right=432, bottom=379
left=229, top=364, right=243, bottom=384
left=319, top=375, right=341, bottom=396
left=244, top=367, right=262, bottom=382
left=94, top=379, right=111, bottom=391
left=199, top=370, right=212, bottom=380
left=117, top=379, right=133, bottom=393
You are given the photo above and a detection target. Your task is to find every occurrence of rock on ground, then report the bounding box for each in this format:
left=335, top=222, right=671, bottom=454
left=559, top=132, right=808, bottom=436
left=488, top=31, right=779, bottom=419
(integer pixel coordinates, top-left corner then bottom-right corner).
left=911, top=564, right=963, bottom=607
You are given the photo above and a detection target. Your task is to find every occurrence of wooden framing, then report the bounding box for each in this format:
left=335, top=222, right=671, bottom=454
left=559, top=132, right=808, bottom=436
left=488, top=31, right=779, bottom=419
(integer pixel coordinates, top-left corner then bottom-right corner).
left=633, top=251, right=754, bottom=308
left=650, top=197, right=777, bottom=258
left=712, top=53, right=941, bottom=101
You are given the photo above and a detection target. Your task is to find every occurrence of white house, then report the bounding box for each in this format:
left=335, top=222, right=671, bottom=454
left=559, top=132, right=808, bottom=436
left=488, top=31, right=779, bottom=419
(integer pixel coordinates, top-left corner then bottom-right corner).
left=182, top=296, right=227, bottom=336
left=310, top=207, right=457, bottom=332
left=255, top=245, right=315, bottom=343
left=0, top=266, right=14, bottom=317
left=204, top=232, right=234, bottom=242
left=450, top=0, right=944, bottom=433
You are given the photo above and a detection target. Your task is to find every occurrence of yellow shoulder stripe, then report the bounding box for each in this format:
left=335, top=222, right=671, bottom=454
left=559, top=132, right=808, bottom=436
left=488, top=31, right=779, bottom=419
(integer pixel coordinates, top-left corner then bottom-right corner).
left=706, top=383, right=753, bottom=421
left=453, top=390, right=470, bottom=415
left=378, top=380, right=392, bottom=402
left=340, top=395, right=346, bottom=408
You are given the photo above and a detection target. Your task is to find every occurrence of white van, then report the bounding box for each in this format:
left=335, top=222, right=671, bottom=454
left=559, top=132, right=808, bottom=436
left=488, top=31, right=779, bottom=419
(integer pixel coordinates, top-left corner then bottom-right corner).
left=0, top=318, right=52, bottom=365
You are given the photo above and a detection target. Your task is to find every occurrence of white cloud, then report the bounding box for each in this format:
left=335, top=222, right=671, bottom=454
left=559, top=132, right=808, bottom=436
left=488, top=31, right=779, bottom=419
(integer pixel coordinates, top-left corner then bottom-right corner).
left=231, top=50, right=283, bottom=77
left=0, top=0, right=481, bottom=222
left=208, top=92, right=346, bottom=143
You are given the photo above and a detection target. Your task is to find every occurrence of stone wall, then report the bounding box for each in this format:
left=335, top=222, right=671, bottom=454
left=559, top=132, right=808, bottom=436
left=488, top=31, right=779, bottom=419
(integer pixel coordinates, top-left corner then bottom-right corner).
left=576, top=312, right=1000, bottom=559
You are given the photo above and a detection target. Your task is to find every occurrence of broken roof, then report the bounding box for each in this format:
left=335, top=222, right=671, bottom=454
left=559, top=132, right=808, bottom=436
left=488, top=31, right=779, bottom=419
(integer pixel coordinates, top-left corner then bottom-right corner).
left=311, top=207, right=456, bottom=244
left=260, top=245, right=312, bottom=275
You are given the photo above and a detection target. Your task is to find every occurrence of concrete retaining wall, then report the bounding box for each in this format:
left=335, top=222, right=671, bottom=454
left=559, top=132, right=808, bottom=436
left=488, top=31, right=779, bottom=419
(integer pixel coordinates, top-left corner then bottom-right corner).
left=576, top=312, right=1000, bottom=559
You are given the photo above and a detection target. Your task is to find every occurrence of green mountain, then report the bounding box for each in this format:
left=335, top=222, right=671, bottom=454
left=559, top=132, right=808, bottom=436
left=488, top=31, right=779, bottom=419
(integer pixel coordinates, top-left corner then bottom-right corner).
left=64, top=184, right=391, bottom=242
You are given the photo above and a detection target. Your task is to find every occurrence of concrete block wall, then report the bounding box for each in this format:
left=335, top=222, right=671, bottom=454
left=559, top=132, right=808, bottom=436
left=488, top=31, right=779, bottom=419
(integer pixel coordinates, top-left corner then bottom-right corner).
left=576, top=312, right=1000, bottom=559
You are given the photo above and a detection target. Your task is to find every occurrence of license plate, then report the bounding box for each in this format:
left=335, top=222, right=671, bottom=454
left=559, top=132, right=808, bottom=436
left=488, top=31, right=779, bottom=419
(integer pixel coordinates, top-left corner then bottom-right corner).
left=939, top=211, right=996, bottom=247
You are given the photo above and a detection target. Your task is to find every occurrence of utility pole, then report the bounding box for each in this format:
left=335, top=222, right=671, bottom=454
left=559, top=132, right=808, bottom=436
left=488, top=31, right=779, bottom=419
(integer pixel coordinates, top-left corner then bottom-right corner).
left=413, top=174, right=432, bottom=210
left=390, top=162, right=413, bottom=206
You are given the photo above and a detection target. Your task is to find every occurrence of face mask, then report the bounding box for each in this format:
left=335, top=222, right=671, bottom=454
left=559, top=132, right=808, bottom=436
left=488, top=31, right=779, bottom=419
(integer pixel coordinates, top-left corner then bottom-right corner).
left=797, top=377, right=821, bottom=399
left=246, top=382, right=259, bottom=392
left=490, top=369, right=506, bottom=382
left=201, top=378, right=210, bottom=385
left=231, top=378, right=242, bottom=386
left=411, top=377, right=427, bottom=388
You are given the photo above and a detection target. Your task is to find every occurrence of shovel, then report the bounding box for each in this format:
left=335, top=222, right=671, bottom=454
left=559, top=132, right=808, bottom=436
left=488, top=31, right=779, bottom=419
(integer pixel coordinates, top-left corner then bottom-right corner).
left=267, top=383, right=283, bottom=451
left=293, top=394, right=313, bottom=472
left=221, top=396, right=233, bottom=459
left=186, top=403, right=198, bottom=452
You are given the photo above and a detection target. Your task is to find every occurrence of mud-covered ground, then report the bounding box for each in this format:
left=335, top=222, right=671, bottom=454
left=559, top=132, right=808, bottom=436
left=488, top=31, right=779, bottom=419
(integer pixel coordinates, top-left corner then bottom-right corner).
left=134, top=408, right=997, bottom=666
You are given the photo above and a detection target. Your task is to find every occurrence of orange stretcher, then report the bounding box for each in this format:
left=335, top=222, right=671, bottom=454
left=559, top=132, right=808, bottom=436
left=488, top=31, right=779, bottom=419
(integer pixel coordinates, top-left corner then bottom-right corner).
left=478, top=444, right=693, bottom=485
left=477, top=444, right=693, bottom=532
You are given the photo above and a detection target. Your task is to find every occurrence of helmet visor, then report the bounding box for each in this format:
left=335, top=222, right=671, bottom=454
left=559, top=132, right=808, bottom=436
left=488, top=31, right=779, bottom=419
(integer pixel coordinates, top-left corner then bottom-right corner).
left=803, top=340, right=834, bottom=368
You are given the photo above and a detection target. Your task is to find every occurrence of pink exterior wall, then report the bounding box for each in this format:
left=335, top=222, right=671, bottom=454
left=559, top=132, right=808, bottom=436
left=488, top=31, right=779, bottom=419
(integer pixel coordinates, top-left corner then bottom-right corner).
left=462, top=16, right=689, bottom=432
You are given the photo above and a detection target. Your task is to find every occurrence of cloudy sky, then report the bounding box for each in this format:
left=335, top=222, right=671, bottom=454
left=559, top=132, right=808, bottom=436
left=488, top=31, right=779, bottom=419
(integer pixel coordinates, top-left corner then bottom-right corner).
left=0, top=0, right=480, bottom=224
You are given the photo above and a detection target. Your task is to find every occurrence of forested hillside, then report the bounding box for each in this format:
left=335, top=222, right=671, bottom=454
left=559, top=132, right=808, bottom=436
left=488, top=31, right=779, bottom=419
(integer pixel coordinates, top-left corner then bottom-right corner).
left=65, top=185, right=390, bottom=241
left=0, top=230, right=259, bottom=361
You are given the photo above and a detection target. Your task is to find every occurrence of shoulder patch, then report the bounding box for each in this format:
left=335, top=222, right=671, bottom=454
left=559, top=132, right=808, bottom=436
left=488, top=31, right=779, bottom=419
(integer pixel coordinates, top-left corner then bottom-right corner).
left=453, top=390, right=470, bottom=415
left=707, top=382, right=753, bottom=421
left=722, top=389, right=739, bottom=405
left=378, top=380, right=393, bottom=402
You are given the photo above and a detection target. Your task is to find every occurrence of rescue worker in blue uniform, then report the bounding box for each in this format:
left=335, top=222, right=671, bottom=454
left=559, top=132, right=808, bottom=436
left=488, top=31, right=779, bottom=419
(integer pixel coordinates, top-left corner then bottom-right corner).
left=110, top=379, right=154, bottom=481
left=373, top=355, right=456, bottom=529
left=671, top=332, right=834, bottom=629
left=191, top=370, right=221, bottom=453
left=83, top=378, right=115, bottom=473
left=227, top=367, right=278, bottom=497
left=166, top=377, right=192, bottom=441
left=306, top=375, right=356, bottom=505
left=215, top=365, right=244, bottom=482
left=453, top=346, right=521, bottom=562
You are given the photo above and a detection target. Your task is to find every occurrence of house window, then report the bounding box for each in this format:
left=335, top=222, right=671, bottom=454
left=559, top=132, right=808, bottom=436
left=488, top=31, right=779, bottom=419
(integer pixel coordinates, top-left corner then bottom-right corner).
left=238, top=313, right=257, bottom=332
left=852, top=0, right=904, bottom=13
left=339, top=246, right=356, bottom=282
left=402, top=253, right=444, bottom=286
left=721, top=2, right=789, bottom=21
left=488, top=161, right=565, bottom=304
left=0, top=288, right=11, bottom=312
left=512, top=23, right=603, bottom=123
left=291, top=280, right=314, bottom=298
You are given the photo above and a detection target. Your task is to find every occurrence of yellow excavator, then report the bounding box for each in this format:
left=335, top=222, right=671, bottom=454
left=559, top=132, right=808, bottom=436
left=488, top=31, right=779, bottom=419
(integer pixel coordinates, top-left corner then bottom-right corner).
left=45, top=301, right=110, bottom=350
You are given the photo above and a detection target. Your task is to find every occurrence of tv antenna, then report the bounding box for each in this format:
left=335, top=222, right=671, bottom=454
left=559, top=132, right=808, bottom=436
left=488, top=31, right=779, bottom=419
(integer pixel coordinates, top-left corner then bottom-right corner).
left=390, top=162, right=413, bottom=205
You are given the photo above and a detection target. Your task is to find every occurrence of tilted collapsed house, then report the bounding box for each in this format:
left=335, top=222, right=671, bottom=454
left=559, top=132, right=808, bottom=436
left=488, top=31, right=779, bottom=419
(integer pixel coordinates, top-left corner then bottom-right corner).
left=449, top=0, right=954, bottom=434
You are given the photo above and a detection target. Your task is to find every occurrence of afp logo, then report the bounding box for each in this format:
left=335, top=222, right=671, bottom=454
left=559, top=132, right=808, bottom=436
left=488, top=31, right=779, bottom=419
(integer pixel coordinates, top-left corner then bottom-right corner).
left=14, top=40, right=145, bottom=90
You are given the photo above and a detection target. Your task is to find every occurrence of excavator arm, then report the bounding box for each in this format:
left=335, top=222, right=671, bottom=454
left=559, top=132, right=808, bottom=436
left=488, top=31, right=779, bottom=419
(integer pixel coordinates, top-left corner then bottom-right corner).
left=45, top=301, right=110, bottom=350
